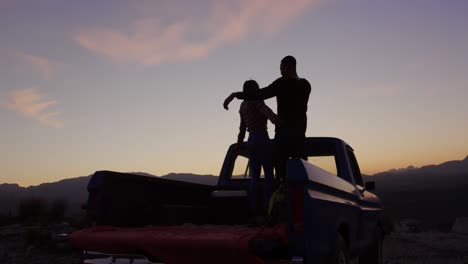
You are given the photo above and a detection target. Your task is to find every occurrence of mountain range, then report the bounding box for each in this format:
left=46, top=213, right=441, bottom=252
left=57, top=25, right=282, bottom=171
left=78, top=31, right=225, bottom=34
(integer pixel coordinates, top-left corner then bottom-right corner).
left=363, top=155, right=468, bottom=223
left=0, top=172, right=218, bottom=216
left=363, top=155, right=468, bottom=190
left=1, top=155, right=467, bottom=221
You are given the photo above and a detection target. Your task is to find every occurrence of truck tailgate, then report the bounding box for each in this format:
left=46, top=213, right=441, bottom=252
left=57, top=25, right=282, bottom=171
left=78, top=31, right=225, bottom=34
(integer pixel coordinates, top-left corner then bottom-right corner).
left=69, top=224, right=287, bottom=264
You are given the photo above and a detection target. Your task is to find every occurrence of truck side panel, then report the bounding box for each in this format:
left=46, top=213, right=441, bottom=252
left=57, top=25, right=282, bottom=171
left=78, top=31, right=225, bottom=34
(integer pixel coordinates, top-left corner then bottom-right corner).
left=287, top=159, right=381, bottom=259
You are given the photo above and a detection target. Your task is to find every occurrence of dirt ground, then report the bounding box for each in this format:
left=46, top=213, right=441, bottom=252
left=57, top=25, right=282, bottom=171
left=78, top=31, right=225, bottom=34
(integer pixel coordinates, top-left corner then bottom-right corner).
left=383, top=231, right=468, bottom=264
left=2, top=224, right=468, bottom=264
left=0, top=224, right=82, bottom=264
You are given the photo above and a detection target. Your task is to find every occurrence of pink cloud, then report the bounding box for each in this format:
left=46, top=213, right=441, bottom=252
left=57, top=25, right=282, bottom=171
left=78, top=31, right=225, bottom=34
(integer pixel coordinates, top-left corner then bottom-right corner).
left=3, top=88, right=63, bottom=128
left=17, top=52, right=55, bottom=80
left=75, top=0, right=321, bottom=65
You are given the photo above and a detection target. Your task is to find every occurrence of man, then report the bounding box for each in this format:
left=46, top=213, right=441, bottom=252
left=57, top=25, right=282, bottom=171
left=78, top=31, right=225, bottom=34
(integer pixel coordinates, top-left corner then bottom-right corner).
left=224, top=56, right=311, bottom=181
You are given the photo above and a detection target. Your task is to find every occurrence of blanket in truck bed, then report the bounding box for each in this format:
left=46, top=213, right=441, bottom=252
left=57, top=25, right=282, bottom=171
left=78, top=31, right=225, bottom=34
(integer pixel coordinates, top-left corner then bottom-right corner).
left=69, top=224, right=287, bottom=264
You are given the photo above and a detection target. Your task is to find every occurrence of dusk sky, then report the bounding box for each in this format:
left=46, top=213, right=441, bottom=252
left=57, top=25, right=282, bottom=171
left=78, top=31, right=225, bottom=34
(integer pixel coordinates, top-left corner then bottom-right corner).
left=1, top=0, right=467, bottom=186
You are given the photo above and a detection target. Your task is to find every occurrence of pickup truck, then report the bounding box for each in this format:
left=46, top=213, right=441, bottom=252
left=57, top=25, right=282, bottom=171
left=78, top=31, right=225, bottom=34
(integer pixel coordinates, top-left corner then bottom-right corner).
left=70, top=137, right=384, bottom=264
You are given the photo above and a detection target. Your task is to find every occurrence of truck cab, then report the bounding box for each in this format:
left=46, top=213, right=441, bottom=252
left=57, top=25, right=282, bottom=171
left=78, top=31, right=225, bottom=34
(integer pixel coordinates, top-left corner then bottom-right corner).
left=218, top=137, right=383, bottom=263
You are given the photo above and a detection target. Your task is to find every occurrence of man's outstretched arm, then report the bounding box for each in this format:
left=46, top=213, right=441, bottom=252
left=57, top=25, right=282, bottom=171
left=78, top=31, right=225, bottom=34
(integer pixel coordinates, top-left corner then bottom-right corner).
left=258, top=103, right=280, bottom=125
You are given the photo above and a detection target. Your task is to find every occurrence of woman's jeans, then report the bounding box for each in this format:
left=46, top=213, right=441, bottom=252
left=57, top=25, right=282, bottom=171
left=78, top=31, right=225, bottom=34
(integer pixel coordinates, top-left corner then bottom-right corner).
left=247, top=131, right=274, bottom=214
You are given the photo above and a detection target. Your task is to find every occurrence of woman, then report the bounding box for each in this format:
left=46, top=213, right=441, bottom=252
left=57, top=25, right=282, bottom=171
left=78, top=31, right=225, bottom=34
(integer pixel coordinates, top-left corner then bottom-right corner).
left=236, top=80, right=279, bottom=216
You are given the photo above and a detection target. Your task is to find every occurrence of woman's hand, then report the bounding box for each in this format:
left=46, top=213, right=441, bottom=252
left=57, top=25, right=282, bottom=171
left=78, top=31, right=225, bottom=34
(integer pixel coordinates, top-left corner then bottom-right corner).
left=223, top=93, right=236, bottom=110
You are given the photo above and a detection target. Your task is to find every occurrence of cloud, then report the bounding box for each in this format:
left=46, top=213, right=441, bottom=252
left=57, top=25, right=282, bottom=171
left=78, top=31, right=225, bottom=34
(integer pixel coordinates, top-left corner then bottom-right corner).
left=75, top=0, right=320, bottom=65
left=17, top=52, right=55, bottom=80
left=3, top=88, right=63, bottom=128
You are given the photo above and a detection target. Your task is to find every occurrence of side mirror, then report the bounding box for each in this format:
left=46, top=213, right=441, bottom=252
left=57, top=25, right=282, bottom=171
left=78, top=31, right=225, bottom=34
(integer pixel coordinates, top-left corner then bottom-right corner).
left=365, top=181, right=375, bottom=191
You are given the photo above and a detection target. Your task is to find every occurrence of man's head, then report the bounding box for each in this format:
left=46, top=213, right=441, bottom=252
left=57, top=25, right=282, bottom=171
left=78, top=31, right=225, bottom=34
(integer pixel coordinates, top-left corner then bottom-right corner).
left=280, top=55, right=297, bottom=77
left=243, top=79, right=260, bottom=93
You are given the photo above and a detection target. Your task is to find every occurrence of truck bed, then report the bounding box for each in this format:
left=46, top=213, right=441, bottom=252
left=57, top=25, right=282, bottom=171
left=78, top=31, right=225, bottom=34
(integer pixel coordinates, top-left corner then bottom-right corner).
left=86, top=171, right=251, bottom=226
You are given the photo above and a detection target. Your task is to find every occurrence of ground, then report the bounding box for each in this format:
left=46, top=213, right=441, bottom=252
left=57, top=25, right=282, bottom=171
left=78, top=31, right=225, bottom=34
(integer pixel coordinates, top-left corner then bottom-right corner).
left=383, top=231, right=468, bottom=264
left=0, top=224, right=82, bottom=264
left=2, top=224, right=468, bottom=264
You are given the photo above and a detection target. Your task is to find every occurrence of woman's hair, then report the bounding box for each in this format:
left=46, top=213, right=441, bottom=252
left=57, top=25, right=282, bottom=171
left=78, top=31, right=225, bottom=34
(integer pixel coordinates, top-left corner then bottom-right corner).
left=243, top=79, right=260, bottom=93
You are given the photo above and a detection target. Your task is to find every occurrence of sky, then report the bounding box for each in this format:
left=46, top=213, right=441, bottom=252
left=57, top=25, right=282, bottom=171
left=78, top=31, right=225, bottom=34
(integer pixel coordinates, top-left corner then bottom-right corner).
left=1, top=0, right=467, bottom=187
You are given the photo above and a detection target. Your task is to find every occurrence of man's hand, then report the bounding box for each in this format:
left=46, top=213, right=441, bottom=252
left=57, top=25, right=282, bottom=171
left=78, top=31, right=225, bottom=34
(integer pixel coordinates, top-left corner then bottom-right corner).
left=273, top=117, right=284, bottom=127
left=223, top=93, right=236, bottom=110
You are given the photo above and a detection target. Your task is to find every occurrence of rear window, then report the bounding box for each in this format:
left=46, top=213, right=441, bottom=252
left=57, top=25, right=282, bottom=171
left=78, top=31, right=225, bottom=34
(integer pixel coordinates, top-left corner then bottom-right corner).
left=308, top=155, right=338, bottom=176
left=229, top=139, right=340, bottom=179
left=231, top=154, right=266, bottom=179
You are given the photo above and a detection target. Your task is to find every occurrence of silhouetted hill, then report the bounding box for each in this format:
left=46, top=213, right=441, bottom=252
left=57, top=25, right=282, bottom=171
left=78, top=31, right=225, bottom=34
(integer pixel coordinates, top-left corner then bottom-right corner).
left=364, top=155, right=468, bottom=191
left=363, top=155, right=468, bottom=223
left=118, top=172, right=218, bottom=185
left=123, top=172, right=218, bottom=185
left=0, top=183, right=22, bottom=192
left=0, top=172, right=218, bottom=216
left=0, top=176, right=92, bottom=216
left=161, top=173, right=218, bottom=185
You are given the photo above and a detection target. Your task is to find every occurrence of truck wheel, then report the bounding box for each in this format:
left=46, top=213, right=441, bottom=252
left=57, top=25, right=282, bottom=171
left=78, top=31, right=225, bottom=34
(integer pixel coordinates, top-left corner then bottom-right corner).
left=359, top=229, right=383, bottom=264
left=330, top=233, right=350, bottom=264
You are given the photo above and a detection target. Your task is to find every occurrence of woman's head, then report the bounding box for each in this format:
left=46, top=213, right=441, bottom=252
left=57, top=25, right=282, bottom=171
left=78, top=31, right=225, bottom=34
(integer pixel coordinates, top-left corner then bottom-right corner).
left=243, top=80, right=260, bottom=93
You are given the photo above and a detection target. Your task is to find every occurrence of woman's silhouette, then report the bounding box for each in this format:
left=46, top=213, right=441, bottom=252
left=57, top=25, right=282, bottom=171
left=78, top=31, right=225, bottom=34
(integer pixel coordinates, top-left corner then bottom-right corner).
left=236, top=80, right=279, bottom=216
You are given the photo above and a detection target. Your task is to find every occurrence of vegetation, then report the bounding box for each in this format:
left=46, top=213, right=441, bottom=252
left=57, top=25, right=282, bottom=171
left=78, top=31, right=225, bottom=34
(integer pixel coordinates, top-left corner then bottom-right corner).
left=0, top=213, right=15, bottom=226
left=48, top=199, right=69, bottom=223
left=17, top=197, right=69, bottom=224
left=18, top=197, right=48, bottom=224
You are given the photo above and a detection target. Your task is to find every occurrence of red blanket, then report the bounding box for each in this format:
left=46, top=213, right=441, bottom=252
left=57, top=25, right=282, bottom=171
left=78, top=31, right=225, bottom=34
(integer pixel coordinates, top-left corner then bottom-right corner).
left=69, top=224, right=287, bottom=264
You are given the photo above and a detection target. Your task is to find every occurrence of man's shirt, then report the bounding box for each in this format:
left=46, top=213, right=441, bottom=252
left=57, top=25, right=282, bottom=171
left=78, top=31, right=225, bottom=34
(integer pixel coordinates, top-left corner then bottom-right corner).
left=236, top=77, right=311, bottom=134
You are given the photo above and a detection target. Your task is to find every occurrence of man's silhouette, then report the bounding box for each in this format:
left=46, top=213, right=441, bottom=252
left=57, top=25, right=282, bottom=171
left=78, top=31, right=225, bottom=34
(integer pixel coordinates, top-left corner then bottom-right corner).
left=224, top=56, right=311, bottom=181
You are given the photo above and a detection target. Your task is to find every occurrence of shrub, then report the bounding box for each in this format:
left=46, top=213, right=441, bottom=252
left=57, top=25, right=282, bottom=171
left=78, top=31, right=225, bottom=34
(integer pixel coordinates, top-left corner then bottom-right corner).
left=0, top=213, right=15, bottom=226
left=18, top=197, right=48, bottom=223
left=48, top=198, right=68, bottom=223
left=24, top=227, right=52, bottom=248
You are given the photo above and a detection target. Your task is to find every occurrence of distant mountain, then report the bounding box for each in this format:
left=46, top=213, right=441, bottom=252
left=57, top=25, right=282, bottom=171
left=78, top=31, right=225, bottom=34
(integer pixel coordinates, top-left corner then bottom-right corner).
left=363, top=155, right=468, bottom=223
left=364, top=155, right=468, bottom=191
left=0, top=172, right=218, bottom=216
left=118, top=172, right=218, bottom=185
left=161, top=173, right=218, bottom=185
left=0, top=175, right=92, bottom=216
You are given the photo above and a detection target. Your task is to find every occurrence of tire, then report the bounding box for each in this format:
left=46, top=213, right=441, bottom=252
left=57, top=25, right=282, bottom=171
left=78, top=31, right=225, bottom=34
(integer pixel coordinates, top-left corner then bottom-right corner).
left=304, top=233, right=349, bottom=264
left=359, top=229, right=383, bottom=264
left=329, top=233, right=350, bottom=264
